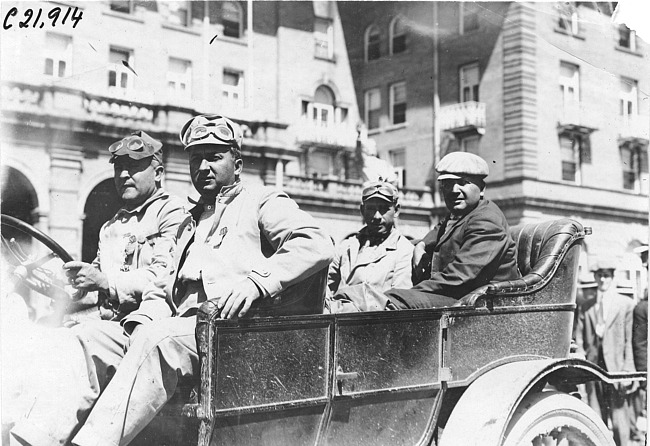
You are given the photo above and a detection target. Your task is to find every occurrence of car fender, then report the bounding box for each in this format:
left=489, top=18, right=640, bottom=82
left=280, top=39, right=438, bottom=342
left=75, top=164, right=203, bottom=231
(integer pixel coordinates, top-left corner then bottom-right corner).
left=438, top=357, right=645, bottom=446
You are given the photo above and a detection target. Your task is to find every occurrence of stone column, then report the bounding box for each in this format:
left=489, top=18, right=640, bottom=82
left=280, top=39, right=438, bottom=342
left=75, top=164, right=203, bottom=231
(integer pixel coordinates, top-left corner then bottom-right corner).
left=503, top=2, right=538, bottom=178
left=49, top=145, right=84, bottom=259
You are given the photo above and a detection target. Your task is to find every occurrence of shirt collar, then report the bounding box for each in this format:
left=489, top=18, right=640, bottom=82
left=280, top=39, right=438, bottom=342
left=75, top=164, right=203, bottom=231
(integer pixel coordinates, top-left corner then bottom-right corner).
left=117, top=188, right=167, bottom=216
left=357, top=226, right=398, bottom=248
left=188, top=180, right=243, bottom=207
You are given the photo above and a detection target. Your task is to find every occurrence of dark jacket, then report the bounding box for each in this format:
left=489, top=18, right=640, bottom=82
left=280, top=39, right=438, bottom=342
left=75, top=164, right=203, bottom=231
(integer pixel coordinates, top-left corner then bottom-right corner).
left=633, top=299, right=647, bottom=372
left=412, top=198, right=520, bottom=298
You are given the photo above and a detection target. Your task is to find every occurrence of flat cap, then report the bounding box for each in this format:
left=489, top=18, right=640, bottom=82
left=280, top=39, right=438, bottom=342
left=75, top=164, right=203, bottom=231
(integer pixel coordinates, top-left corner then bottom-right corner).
left=436, top=152, right=489, bottom=180
left=590, top=258, right=617, bottom=272
left=179, top=114, right=243, bottom=150
left=362, top=181, right=398, bottom=202
left=109, top=131, right=162, bottom=163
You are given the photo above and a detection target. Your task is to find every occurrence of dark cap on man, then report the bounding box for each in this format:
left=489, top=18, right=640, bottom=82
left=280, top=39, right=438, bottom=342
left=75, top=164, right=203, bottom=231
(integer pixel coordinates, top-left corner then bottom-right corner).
left=362, top=181, right=399, bottom=203
left=436, top=152, right=489, bottom=181
left=109, top=131, right=163, bottom=164
left=179, top=114, right=243, bottom=151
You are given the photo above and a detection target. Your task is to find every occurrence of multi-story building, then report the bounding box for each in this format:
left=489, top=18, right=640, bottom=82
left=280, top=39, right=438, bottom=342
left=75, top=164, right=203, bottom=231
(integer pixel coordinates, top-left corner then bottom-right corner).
left=1, top=0, right=434, bottom=263
left=339, top=1, right=649, bottom=297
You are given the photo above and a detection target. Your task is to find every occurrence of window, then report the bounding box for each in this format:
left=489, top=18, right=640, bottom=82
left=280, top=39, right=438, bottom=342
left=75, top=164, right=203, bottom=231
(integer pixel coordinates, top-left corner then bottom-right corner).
left=167, top=58, right=191, bottom=95
left=365, top=25, right=380, bottom=62
left=308, top=85, right=336, bottom=128
left=222, top=70, right=244, bottom=108
left=460, top=63, right=479, bottom=102
left=558, top=9, right=579, bottom=35
left=108, top=47, right=134, bottom=91
left=621, top=145, right=649, bottom=193
left=390, top=17, right=407, bottom=55
left=365, top=88, right=381, bottom=130
left=314, top=18, right=334, bottom=59
left=618, top=25, right=637, bottom=51
left=390, top=82, right=406, bottom=125
left=308, top=150, right=334, bottom=178
left=109, top=1, right=134, bottom=14
left=222, top=1, right=242, bottom=38
left=389, top=148, right=406, bottom=187
left=460, top=2, right=480, bottom=34
left=160, top=1, right=190, bottom=27
left=619, top=78, right=638, bottom=118
left=44, top=33, right=72, bottom=78
left=559, top=62, right=580, bottom=121
left=559, top=133, right=590, bottom=184
left=460, top=135, right=480, bottom=154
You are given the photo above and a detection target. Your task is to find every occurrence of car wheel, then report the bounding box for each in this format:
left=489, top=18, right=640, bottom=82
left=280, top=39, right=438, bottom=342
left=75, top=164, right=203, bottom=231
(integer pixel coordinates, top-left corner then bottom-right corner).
left=502, top=391, right=614, bottom=446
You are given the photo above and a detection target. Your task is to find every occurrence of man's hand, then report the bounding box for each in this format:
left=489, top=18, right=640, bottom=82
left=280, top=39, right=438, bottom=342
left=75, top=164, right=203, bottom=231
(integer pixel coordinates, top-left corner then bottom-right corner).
left=412, top=242, right=426, bottom=270
left=217, top=279, right=263, bottom=319
left=63, top=261, right=109, bottom=293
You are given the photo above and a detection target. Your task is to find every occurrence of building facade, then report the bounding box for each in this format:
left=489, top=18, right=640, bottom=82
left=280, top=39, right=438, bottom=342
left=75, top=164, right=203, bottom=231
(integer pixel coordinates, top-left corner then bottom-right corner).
left=1, top=0, right=434, bottom=263
left=339, top=1, right=649, bottom=296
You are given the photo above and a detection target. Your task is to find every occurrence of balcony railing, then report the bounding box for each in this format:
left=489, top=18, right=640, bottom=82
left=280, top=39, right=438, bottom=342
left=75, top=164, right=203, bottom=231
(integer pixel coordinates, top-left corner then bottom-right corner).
left=438, top=101, right=486, bottom=133
left=619, top=115, right=650, bottom=140
left=280, top=175, right=433, bottom=208
left=291, top=117, right=358, bottom=147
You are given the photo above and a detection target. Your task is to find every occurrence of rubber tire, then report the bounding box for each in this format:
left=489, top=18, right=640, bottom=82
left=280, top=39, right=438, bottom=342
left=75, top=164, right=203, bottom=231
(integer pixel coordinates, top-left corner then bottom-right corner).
left=501, top=391, right=614, bottom=446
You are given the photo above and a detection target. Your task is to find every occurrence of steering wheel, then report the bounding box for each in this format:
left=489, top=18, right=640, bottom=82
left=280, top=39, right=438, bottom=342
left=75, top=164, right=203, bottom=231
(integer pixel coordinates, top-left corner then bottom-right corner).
left=1, top=214, right=75, bottom=301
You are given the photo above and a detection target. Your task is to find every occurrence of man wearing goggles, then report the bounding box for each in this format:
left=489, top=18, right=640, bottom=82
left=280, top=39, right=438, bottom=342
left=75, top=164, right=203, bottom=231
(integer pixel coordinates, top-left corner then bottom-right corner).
left=384, top=152, right=520, bottom=309
left=325, top=180, right=414, bottom=313
left=10, top=131, right=192, bottom=446
left=33, top=115, right=334, bottom=445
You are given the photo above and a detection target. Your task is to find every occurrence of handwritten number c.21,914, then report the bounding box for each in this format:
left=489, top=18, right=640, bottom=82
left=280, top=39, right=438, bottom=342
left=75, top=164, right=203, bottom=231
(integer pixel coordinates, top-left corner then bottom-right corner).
left=3, top=6, right=83, bottom=30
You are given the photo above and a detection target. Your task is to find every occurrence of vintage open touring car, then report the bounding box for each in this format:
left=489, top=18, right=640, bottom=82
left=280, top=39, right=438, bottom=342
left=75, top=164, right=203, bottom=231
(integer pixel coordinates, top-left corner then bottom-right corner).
left=2, top=214, right=646, bottom=446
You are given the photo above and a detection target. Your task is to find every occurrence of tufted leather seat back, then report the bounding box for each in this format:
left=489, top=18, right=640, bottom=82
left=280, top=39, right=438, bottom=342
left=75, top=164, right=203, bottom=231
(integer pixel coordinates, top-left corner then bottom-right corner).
left=481, top=218, right=586, bottom=296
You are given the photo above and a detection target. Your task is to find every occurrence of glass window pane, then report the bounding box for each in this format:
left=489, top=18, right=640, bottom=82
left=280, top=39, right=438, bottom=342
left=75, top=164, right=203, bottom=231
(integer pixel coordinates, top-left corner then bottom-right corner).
left=44, top=59, right=54, bottom=75
left=58, top=61, right=66, bottom=77
left=109, top=49, right=129, bottom=64
left=108, top=70, right=116, bottom=86
left=120, top=72, right=128, bottom=88
left=392, top=83, right=406, bottom=103
left=314, top=85, right=335, bottom=105
left=223, top=71, right=240, bottom=86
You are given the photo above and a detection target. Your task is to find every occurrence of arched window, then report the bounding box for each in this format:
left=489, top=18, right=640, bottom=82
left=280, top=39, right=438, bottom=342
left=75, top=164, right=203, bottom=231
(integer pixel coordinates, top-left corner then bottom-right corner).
left=389, top=17, right=407, bottom=55
left=1, top=166, right=38, bottom=226
left=222, top=1, right=243, bottom=39
left=82, top=179, right=121, bottom=262
left=365, top=25, right=380, bottom=62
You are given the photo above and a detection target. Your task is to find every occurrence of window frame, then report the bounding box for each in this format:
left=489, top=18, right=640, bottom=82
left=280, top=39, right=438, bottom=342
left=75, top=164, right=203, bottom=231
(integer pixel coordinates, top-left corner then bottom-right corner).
left=314, top=17, right=334, bottom=60
left=618, top=25, right=637, bottom=51
left=559, top=133, right=585, bottom=184
left=159, top=0, right=191, bottom=27
left=619, top=77, right=638, bottom=119
left=559, top=61, right=580, bottom=121
left=459, top=2, right=480, bottom=35
left=222, top=69, right=245, bottom=109
left=558, top=10, right=580, bottom=35
left=44, top=32, right=72, bottom=79
left=621, top=144, right=649, bottom=194
left=364, top=88, right=381, bottom=130
left=222, top=1, right=243, bottom=39
left=109, top=0, right=135, bottom=14
left=167, top=57, right=192, bottom=96
left=108, top=47, right=134, bottom=91
left=389, top=16, right=407, bottom=55
left=389, top=147, right=406, bottom=187
left=364, top=25, right=381, bottom=62
left=459, top=62, right=480, bottom=103
left=389, top=81, right=407, bottom=125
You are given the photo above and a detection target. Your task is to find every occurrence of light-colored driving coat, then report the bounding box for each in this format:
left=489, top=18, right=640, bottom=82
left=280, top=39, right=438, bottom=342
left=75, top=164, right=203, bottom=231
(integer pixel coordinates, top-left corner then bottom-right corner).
left=123, top=183, right=334, bottom=326
left=327, top=227, right=413, bottom=297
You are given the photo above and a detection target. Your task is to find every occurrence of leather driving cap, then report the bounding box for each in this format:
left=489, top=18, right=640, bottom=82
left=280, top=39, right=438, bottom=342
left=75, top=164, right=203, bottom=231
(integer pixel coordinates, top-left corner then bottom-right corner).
left=109, top=131, right=163, bottom=163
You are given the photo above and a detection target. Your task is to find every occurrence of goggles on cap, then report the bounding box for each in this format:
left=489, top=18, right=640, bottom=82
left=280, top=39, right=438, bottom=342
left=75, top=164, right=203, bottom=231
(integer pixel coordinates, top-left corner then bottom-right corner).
left=109, top=134, right=160, bottom=162
left=180, top=114, right=240, bottom=148
left=362, top=182, right=398, bottom=201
